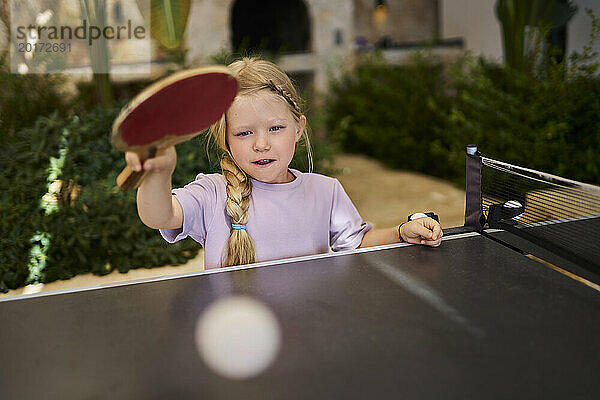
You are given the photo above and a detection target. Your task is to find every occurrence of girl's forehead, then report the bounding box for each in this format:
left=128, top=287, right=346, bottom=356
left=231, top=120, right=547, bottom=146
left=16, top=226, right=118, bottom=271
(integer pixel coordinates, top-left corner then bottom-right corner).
left=228, top=91, right=290, bottom=118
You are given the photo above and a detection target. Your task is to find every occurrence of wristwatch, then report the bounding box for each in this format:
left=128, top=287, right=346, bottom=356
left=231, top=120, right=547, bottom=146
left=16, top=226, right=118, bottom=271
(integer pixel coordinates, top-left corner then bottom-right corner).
left=398, top=212, right=440, bottom=242
left=408, top=212, right=439, bottom=222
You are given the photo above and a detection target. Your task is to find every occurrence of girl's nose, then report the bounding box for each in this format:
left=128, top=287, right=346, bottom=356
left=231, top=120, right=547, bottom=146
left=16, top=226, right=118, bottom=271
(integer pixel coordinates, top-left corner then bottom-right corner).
left=253, top=134, right=271, bottom=151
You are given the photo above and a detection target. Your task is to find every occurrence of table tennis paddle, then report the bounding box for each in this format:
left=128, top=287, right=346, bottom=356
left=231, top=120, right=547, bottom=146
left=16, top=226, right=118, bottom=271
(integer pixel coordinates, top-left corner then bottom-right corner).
left=111, top=65, right=239, bottom=190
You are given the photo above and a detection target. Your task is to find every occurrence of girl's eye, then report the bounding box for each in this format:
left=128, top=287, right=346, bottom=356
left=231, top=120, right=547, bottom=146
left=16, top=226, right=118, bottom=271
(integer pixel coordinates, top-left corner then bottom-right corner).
left=270, top=125, right=285, bottom=132
left=235, top=131, right=252, bottom=137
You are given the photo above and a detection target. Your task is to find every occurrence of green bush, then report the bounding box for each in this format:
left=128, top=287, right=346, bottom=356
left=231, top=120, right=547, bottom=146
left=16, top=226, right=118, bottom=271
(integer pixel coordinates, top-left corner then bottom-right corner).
left=327, top=41, right=600, bottom=186
left=0, top=54, right=74, bottom=292
left=326, top=51, right=459, bottom=181
left=42, top=107, right=204, bottom=282
left=0, top=56, right=70, bottom=138
left=0, top=114, right=69, bottom=292
left=0, top=106, right=202, bottom=291
left=444, top=56, right=600, bottom=184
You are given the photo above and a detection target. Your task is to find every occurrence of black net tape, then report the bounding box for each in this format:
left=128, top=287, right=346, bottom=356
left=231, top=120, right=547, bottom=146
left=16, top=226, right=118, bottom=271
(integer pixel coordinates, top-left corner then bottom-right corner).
left=481, top=157, right=600, bottom=271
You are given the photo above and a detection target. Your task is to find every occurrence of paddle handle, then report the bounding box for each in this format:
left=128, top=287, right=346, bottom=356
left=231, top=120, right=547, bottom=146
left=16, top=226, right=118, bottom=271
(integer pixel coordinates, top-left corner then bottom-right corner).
left=117, top=147, right=157, bottom=191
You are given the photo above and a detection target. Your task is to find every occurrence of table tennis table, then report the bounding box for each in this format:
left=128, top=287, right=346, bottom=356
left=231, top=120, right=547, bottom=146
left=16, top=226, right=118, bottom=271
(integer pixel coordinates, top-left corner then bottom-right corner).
left=1, top=149, right=599, bottom=399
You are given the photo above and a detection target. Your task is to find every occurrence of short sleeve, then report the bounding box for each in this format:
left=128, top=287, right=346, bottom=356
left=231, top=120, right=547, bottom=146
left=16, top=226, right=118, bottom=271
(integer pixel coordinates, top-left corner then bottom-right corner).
left=159, top=174, right=219, bottom=245
left=329, top=179, right=372, bottom=251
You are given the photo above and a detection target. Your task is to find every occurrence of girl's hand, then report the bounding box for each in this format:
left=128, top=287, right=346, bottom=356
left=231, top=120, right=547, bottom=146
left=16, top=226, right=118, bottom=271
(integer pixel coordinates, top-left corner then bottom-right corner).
left=399, top=217, right=443, bottom=247
left=125, top=146, right=177, bottom=176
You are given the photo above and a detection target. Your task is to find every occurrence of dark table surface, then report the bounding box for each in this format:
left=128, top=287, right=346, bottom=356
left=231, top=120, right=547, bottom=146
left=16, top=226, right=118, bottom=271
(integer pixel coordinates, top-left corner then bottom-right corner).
left=1, top=231, right=599, bottom=399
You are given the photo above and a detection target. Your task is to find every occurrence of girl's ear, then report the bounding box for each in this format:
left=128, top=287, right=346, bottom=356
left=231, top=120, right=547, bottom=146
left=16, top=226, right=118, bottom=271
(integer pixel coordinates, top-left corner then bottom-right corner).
left=295, top=115, right=307, bottom=142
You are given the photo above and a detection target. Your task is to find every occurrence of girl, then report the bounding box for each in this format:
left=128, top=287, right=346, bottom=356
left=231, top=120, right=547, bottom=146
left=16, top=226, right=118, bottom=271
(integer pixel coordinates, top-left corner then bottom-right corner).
left=126, top=58, right=442, bottom=268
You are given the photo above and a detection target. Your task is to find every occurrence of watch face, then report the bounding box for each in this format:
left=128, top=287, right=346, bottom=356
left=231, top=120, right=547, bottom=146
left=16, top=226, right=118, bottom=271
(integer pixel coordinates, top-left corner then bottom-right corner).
left=408, top=212, right=440, bottom=222
left=409, top=213, right=428, bottom=221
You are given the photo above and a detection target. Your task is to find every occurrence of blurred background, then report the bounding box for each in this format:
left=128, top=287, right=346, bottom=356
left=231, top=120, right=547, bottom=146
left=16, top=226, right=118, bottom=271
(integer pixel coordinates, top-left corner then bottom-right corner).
left=1, top=0, right=599, bottom=295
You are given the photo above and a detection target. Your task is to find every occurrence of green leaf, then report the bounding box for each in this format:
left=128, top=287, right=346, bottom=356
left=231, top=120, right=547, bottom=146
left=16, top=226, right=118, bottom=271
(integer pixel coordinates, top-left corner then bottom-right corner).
left=137, top=0, right=191, bottom=49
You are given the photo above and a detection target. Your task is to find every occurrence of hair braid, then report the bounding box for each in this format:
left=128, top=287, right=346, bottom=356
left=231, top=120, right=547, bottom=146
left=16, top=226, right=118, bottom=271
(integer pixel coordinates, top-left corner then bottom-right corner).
left=220, top=153, right=256, bottom=267
left=206, top=57, right=314, bottom=267
left=267, top=80, right=301, bottom=116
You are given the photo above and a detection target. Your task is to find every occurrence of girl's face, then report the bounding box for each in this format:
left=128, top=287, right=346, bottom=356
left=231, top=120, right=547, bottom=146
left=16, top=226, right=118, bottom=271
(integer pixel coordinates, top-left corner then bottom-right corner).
left=226, top=92, right=306, bottom=184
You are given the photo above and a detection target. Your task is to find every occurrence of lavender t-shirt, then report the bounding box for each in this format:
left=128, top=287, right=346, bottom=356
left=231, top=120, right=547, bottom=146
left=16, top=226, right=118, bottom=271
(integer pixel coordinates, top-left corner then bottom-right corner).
left=160, top=168, right=372, bottom=268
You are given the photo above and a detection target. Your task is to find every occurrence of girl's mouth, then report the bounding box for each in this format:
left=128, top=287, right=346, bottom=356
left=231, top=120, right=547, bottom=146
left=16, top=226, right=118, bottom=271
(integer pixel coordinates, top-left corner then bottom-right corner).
left=252, top=159, right=275, bottom=166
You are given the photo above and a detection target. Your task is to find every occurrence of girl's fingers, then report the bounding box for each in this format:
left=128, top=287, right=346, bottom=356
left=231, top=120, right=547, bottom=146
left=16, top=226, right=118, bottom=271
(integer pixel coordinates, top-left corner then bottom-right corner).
left=432, top=222, right=443, bottom=240
left=421, top=238, right=442, bottom=247
left=410, top=218, right=443, bottom=245
left=123, top=147, right=176, bottom=174
left=411, top=221, right=434, bottom=239
left=143, top=146, right=177, bottom=173
left=125, top=152, right=142, bottom=172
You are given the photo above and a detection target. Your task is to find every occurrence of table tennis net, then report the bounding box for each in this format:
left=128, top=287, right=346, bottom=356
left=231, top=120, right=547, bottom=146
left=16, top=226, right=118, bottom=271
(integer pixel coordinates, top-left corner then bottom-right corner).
left=480, top=157, right=600, bottom=269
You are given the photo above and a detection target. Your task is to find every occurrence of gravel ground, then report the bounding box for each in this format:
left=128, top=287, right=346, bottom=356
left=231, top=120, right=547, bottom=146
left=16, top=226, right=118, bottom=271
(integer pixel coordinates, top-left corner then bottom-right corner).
left=331, top=153, right=465, bottom=229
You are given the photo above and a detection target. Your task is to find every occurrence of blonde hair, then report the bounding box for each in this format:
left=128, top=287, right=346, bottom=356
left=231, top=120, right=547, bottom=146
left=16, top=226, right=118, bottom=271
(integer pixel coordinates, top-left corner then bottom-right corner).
left=208, top=57, right=313, bottom=267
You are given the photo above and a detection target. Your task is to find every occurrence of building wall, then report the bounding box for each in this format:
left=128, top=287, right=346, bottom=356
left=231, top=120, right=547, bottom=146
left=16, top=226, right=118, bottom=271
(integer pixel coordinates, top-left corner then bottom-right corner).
left=184, top=0, right=354, bottom=92
left=3, top=1, right=598, bottom=80
left=568, top=0, right=600, bottom=58
left=441, top=0, right=600, bottom=63
left=185, top=0, right=355, bottom=61
left=185, top=0, right=232, bottom=63
left=441, top=0, right=503, bottom=61
left=353, top=0, right=438, bottom=45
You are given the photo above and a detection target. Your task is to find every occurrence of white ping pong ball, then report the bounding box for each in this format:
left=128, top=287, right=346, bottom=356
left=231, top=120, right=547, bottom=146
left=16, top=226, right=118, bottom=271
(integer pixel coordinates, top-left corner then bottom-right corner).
left=194, top=295, right=281, bottom=380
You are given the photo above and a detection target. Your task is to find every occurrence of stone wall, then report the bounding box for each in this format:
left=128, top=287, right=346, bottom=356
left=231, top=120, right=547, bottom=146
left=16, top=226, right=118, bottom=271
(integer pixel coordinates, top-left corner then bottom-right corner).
left=185, top=0, right=354, bottom=92
left=353, top=0, right=439, bottom=45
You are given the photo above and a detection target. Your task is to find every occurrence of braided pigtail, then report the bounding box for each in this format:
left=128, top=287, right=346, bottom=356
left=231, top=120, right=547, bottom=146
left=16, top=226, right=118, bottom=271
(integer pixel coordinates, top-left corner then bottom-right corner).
left=206, top=57, right=314, bottom=267
left=220, top=153, right=256, bottom=267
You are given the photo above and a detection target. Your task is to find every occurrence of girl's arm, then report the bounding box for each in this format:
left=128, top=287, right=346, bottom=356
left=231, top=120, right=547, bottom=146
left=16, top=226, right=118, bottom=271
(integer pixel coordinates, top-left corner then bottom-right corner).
left=126, top=146, right=183, bottom=230
left=358, top=217, right=442, bottom=248
left=358, top=226, right=401, bottom=248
